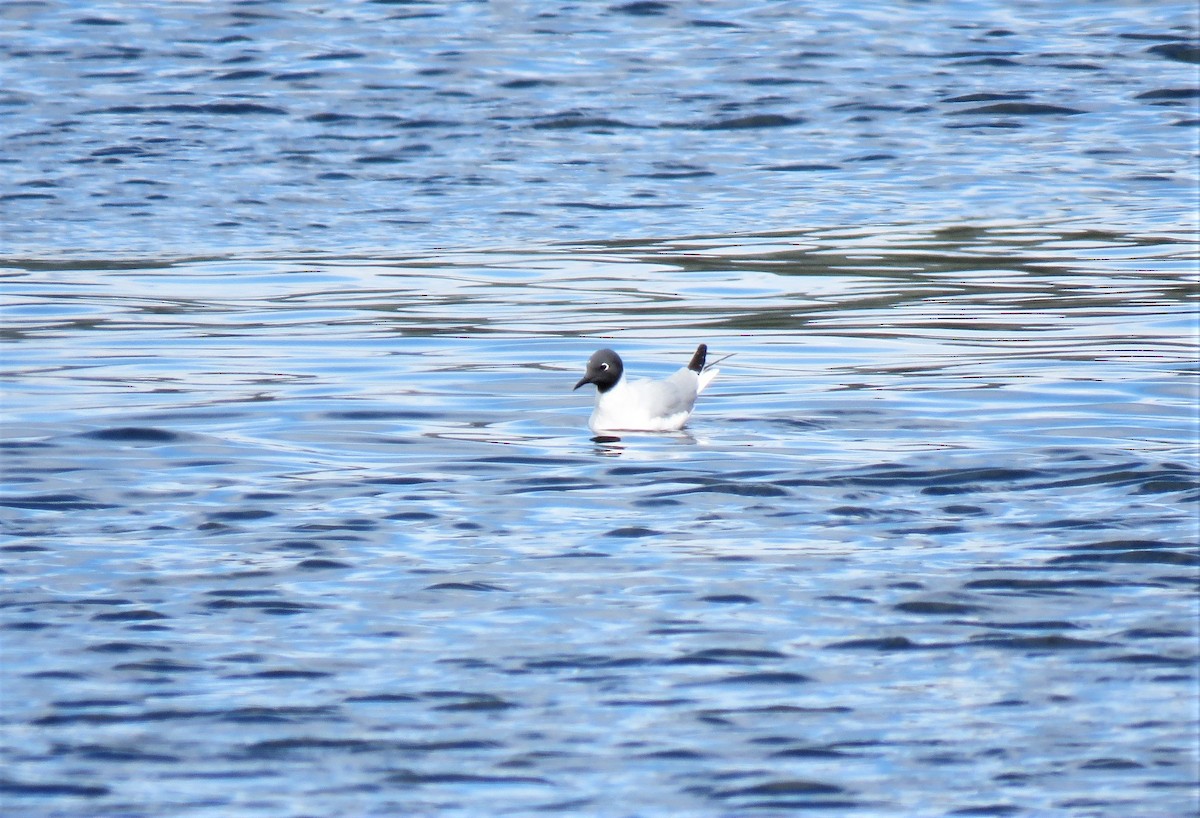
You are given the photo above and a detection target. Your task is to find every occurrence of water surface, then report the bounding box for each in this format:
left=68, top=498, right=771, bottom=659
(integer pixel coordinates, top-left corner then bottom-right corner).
left=2, top=0, right=1196, bottom=256
left=2, top=1, right=1198, bottom=815
left=3, top=225, right=1197, bottom=816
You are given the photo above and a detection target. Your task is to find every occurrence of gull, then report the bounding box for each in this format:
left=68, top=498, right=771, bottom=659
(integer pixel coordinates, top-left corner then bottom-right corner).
left=573, top=344, right=723, bottom=433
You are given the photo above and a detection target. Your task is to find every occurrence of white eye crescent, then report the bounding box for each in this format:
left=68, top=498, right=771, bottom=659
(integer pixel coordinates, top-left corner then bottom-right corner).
left=600, top=363, right=609, bottom=370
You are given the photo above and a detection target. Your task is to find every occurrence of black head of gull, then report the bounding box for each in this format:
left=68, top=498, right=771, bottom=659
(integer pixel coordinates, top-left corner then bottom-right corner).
left=573, top=348, right=623, bottom=393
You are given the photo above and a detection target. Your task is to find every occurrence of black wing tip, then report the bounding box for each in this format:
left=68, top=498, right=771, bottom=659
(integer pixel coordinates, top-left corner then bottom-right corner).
left=688, top=343, right=708, bottom=373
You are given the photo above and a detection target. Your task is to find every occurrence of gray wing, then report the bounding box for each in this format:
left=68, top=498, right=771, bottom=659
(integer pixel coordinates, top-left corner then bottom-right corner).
left=628, top=369, right=699, bottom=419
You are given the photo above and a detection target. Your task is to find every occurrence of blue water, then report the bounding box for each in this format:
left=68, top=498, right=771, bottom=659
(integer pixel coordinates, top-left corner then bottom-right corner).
left=2, top=2, right=1198, bottom=817
left=2, top=1, right=1196, bottom=256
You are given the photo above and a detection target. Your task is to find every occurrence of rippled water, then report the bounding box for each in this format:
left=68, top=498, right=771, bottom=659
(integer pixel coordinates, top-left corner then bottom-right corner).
left=2, top=0, right=1197, bottom=255
left=2, top=1, right=1199, bottom=816
left=3, top=225, right=1198, bottom=816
